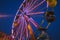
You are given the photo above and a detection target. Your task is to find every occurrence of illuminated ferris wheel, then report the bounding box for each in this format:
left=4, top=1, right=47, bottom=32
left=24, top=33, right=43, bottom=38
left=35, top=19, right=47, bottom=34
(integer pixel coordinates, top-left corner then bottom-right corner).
left=11, top=0, right=57, bottom=40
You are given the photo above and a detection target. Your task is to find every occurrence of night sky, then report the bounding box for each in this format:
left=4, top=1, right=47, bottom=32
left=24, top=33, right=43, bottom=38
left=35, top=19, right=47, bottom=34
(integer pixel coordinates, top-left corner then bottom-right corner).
left=0, top=0, right=60, bottom=40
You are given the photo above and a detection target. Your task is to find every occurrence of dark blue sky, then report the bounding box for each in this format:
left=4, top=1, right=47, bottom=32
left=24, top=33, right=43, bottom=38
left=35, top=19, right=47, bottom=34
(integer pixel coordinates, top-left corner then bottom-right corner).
left=0, top=0, right=60, bottom=40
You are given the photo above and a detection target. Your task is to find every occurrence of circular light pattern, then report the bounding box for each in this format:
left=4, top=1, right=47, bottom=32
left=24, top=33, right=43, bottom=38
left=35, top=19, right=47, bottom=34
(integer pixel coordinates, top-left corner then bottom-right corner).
left=11, top=0, right=57, bottom=40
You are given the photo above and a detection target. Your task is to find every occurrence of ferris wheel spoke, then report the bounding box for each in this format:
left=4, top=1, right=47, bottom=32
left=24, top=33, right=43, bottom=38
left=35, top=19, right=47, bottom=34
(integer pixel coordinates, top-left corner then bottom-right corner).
left=24, top=0, right=32, bottom=8
left=24, top=15, right=40, bottom=28
left=28, top=0, right=38, bottom=10
left=19, top=17, right=25, bottom=40
left=27, top=12, right=44, bottom=16
left=28, top=0, right=34, bottom=7
left=17, top=18, right=23, bottom=33
left=28, top=0, right=45, bottom=12
left=29, top=18, right=40, bottom=28
left=25, top=20, right=29, bottom=38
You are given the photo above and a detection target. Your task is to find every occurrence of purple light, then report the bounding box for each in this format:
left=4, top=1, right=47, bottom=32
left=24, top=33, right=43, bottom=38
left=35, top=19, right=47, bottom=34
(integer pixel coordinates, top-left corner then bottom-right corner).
left=11, top=0, right=47, bottom=40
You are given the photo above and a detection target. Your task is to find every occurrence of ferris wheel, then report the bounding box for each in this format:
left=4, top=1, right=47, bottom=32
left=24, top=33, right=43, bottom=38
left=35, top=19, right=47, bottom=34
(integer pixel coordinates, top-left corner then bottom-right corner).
left=11, top=0, right=57, bottom=40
